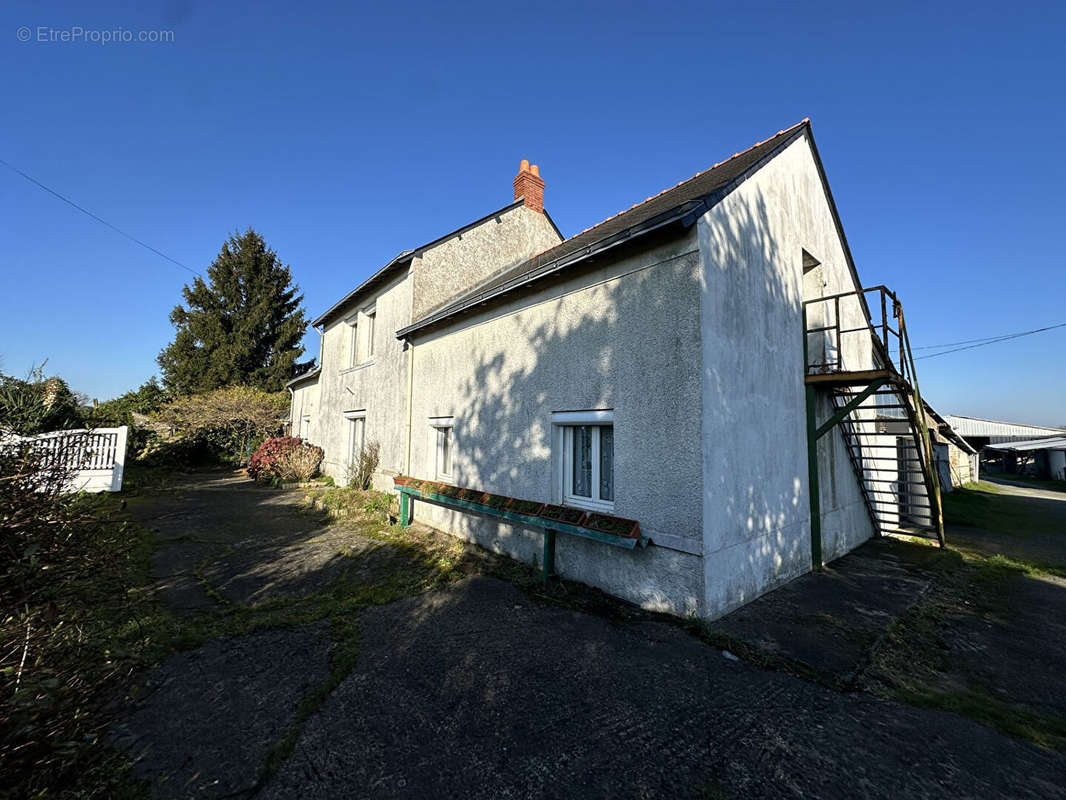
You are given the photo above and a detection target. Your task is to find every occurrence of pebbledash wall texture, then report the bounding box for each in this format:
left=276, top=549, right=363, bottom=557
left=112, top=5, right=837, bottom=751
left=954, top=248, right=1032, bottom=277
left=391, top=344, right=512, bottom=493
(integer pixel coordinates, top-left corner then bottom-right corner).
left=290, top=122, right=883, bottom=620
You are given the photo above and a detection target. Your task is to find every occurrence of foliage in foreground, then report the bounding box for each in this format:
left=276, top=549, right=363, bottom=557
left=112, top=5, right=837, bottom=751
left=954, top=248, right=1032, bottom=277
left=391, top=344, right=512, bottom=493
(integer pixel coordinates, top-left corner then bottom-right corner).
left=0, top=438, right=152, bottom=798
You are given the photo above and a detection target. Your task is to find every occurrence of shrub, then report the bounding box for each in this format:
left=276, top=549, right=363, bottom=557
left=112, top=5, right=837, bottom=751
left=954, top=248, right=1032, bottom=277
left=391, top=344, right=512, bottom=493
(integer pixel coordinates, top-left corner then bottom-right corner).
left=0, top=367, right=85, bottom=436
left=154, top=386, right=288, bottom=465
left=346, top=440, right=380, bottom=490
left=248, top=436, right=301, bottom=481
left=0, top=438, right=84, bottom=571
left=276, top=441, right=324, bottom=482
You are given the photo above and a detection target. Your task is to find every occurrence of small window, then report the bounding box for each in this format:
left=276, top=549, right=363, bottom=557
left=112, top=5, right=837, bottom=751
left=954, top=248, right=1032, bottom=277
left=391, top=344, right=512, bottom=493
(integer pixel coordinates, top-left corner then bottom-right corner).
left=430, top=416, right=454, bottom=483
left=554, top=410, right=614, bottom=512
left=364, top=309, right=376, bottom=358
left=347, top=319, right=359, bottom=368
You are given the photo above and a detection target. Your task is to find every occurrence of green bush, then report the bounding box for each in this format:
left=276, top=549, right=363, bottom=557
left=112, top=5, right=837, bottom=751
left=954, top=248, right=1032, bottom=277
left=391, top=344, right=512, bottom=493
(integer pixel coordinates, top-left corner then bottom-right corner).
left=153, top=386, right=288, bottom=466
left=0, top=368, right=85, bottom=435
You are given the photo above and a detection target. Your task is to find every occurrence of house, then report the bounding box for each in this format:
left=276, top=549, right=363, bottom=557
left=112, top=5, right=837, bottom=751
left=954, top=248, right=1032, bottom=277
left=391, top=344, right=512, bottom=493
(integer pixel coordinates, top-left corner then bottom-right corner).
left=289, top=120, right=944, bottom=620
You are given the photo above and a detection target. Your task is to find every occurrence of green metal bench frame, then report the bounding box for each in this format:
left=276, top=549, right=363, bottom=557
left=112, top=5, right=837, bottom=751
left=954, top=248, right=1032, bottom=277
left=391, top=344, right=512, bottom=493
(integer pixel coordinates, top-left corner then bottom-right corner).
left=398, top=485, right=649, bottom=581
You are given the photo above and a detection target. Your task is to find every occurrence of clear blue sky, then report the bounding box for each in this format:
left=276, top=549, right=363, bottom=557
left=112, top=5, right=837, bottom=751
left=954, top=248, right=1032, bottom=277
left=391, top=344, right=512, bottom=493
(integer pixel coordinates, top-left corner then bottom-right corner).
left=2, top=1, right=1063, bottom=425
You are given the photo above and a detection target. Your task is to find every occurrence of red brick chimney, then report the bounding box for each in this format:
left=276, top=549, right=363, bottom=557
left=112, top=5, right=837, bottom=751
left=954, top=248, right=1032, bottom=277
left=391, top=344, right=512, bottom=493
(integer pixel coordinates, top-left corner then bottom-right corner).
left=513, top=159, right=545, bottom=213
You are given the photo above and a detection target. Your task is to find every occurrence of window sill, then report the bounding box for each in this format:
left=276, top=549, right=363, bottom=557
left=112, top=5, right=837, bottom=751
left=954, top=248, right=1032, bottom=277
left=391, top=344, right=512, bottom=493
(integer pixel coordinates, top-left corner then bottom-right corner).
left=339, top=359, right=375, bottom=375
left=563, top=496, right=614, bottom=514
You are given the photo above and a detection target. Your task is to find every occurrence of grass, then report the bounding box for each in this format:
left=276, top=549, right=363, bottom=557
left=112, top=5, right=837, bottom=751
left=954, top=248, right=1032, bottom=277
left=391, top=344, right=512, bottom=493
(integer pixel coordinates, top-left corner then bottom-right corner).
left=862, top=536, right=1066, bottom=753
left=1, top=495, right=161, bottom=799
left=0, top=481, right=477, bottom=799
left=942, top=481, right=1066, bottom=538
left=10, top=472, right=1063, bottom=796
left=989, top=474, right=1066, bottom=493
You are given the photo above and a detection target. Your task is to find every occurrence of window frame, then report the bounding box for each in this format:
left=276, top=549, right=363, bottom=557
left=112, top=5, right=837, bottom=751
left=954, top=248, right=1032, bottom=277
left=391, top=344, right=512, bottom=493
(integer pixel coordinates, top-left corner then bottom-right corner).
left=345, top=314, right=359, bottom=369
left=364, top=306, right=376, bottom=358
left=429, top=416, right=455, bottom=484
left=344, top=410, right=366, bottom=469
left=552, top=410, right=614, bottom=513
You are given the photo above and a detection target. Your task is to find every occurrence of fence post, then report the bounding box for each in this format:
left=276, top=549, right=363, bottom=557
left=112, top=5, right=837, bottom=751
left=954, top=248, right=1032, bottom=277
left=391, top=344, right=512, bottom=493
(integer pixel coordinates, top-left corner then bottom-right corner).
left=112, top=426, right=129, bottom=492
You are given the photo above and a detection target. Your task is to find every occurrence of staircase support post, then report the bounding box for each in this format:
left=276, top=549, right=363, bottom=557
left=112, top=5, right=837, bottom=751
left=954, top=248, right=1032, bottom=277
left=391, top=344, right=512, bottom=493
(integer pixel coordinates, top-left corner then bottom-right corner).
left=805, top=384, right=823, bottom=569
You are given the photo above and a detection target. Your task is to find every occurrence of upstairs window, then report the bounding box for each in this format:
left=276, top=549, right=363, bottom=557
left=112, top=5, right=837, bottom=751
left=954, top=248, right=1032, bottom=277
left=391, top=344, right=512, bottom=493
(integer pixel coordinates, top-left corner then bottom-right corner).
left=344, top=307, right=376, bottom=368
left=364, top=308, right=376, bottom=358
left=347, top=318, right=359, bottom=368
left=553, top=410, right=614, bottom=512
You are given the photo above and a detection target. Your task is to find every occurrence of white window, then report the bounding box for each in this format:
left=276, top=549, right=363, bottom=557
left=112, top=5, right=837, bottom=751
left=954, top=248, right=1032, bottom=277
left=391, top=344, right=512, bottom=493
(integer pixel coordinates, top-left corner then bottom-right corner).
left=347, top=318, right=359, bottom=368
left=429, top=416, right=454, bottom=483
left=554, top=410, right=614, bottom=512
left=364, top=308, right=376, bottom=358
left=344, top=411, right=366, bottom=467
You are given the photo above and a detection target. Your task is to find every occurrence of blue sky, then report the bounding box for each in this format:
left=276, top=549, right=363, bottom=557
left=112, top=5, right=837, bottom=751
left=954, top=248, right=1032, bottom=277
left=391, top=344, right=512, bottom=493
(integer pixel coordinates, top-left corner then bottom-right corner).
left=1, top=0, right=1063, bottom=425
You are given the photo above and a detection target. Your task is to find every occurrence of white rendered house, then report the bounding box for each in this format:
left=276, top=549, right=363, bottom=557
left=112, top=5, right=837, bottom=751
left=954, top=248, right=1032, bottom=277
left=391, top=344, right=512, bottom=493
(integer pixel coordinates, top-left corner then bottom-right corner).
left=289, top=120, right=943, bottom=620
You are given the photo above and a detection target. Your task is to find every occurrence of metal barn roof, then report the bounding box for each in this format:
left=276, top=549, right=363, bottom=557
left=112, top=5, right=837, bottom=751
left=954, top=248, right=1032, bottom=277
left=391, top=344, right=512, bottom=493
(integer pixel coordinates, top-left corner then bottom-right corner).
left=986, top=436, right=1066, bottom=452
left=943, top=415, right=1066, bottom=439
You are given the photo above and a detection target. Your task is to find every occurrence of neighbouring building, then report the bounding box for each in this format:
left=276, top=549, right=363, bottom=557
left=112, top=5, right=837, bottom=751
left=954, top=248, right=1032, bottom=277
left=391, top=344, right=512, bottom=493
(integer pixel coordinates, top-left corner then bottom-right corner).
left=944, top=415, right=1066, bottom=452
left=288, top=120, right=944, bottom=620
left=986, top=437, right=1066, bottom=480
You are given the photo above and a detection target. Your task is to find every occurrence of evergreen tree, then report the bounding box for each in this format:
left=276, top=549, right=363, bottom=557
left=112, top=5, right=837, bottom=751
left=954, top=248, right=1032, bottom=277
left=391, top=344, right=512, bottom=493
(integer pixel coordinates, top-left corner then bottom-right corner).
left=158, top=230, right=311, bottom=394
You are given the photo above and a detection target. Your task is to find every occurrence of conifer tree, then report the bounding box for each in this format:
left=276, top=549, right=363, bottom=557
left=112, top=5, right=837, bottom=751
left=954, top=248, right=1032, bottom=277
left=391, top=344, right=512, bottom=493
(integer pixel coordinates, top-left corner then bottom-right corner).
left=158, top=229, right=310, bottom=394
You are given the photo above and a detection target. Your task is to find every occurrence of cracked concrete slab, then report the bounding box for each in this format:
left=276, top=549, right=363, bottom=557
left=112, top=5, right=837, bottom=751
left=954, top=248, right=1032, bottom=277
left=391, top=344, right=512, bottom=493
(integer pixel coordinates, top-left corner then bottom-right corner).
left=262, top=577, right=1066, bottom=799
left=708, top=537, right=934, bottom=683
left=109, top=623, right=332, bottom=799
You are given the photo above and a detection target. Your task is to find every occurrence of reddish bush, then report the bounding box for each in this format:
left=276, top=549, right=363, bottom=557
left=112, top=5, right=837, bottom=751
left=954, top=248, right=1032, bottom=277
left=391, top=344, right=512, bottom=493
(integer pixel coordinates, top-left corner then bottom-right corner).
left=247, top=436, right=322, bottom=482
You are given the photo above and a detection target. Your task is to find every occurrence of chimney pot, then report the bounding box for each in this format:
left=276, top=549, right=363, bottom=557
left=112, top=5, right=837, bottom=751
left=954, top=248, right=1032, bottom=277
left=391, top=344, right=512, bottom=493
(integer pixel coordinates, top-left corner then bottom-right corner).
left=513, top=158, right=545, bottom=213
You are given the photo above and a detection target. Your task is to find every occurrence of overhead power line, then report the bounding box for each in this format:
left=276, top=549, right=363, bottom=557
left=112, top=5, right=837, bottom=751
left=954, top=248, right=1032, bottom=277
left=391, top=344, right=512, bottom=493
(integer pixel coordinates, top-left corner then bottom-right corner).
left=0, top=157, right=199, bottom=276
left=914, top=321, right=1066, bottom=360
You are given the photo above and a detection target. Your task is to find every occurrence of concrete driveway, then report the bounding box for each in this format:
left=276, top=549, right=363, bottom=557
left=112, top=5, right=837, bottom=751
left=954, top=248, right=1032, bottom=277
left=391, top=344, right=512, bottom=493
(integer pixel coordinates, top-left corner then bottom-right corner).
left=111, top=474, right=1066, bottom=799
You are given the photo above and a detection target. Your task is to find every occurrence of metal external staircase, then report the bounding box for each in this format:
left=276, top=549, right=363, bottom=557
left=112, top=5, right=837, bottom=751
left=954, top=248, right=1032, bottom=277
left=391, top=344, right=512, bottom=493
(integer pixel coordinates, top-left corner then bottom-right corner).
left=803, top=286, right=945, bottom=568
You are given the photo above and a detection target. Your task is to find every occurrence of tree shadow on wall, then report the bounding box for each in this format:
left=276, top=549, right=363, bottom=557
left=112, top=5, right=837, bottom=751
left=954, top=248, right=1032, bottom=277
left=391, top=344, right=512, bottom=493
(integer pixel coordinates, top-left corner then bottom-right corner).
left=412, top=187, right=829, bottom=614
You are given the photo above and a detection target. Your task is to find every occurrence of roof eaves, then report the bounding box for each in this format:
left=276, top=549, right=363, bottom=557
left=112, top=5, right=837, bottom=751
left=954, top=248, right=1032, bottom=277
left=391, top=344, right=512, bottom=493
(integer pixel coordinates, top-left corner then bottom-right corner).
left=312, top=199, right=530, bottom=328
left=286, top=366, right=321, bottom=388
left=986, top=436, right=1066, bottom=452
left=803, top=123, right=871, bottom=320
left=312, top=251, right=414, bottom=327
left=395, top=199, right=703, bottom=339
left=924, top=402, right=977, bottom=454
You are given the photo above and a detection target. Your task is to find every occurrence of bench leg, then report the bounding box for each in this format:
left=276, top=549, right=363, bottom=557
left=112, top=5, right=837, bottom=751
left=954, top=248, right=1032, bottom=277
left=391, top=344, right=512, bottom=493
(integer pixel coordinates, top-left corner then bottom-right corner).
left=400, top=491, right=411, bottom=527
left=542, top=529, right=556, bottom=582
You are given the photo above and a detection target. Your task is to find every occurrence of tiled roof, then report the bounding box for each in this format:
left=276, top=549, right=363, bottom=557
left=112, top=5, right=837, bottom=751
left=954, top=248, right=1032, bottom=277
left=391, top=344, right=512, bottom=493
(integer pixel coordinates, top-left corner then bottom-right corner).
left=399, top=120, right=810, bottom=336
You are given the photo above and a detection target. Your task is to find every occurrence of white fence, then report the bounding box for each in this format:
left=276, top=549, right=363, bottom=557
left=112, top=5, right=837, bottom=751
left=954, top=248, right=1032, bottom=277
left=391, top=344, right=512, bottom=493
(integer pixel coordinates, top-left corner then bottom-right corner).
left=4, top=426, right=128, bottom=493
